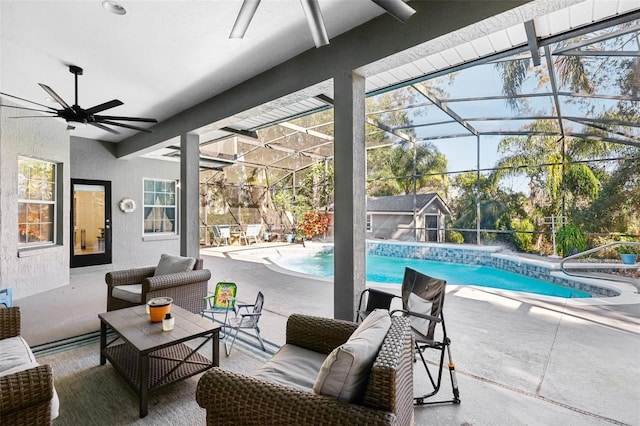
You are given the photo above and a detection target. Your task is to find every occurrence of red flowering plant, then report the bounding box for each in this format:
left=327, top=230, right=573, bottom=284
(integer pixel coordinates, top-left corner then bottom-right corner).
left=298, top=211, right=331, bottom=239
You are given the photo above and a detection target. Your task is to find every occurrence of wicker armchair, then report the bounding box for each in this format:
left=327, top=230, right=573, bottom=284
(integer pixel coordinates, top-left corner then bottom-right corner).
left=196, top=314, right=414, bottom=426
left=105, top=258, right=211, bottom=314
left=0, top=307, right=55, bottom=426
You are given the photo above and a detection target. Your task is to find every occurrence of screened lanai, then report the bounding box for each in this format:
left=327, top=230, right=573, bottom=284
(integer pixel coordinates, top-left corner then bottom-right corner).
left=143, top=1, right=640, bottom=254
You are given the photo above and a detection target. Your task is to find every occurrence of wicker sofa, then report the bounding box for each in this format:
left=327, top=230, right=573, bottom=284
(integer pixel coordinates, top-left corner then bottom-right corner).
left=196, top=313, right=414, bottom=426
left=0, top=307, right=58, bottom=426
left=105, top=256, right=211, bottom=314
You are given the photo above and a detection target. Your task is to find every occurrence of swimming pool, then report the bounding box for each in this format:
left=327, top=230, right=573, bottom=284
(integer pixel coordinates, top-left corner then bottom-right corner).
left=274, top=252, right=592, bottom=298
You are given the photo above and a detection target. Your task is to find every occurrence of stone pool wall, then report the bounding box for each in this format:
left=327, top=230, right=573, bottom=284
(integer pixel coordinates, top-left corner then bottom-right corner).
left=364, top=241, right=619, bottom=297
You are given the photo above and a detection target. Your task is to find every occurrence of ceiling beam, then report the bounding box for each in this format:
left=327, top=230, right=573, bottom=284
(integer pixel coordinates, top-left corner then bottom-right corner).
left=116, top=0, right=546, bottom=158
left=524, top=20, right=541, bottom=66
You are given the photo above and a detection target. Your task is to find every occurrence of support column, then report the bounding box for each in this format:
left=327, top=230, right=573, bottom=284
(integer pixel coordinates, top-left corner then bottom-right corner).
left=333, top=71, right=366, bottom=321
left=180, top=132, right=200, bottom=258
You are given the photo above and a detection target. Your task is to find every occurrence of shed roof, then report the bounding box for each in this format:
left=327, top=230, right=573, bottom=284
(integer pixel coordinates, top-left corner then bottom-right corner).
left=367, top=193, right=450, bottom=215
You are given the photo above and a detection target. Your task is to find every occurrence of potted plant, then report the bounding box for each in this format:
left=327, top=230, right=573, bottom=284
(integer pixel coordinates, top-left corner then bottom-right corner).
left=556, top=224, right=587, bottom=257
left=616, top=244, right=639, bottom=265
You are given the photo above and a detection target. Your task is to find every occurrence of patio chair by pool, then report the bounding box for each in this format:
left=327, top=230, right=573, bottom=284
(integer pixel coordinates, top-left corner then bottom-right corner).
left=356, top=287, right=399, bottom=322
left=240, top=223, right=262, bottom=245
left=394, top=267, right=460, bottom=406
left=201, top=282, right=237, bottom=336
left=210, top=225, right=231, bottom=246
left=224, top=291, right=265, bottom=356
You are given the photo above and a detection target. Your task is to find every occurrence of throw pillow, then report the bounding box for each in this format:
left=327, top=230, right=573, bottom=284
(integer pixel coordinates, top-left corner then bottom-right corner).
left=312, top=308, right=391, bottom=402
left=154, top=254, right=196, bottom=276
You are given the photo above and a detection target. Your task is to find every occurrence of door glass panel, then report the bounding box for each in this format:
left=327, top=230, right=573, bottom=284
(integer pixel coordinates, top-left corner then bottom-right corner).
left=73, top=184, right=105, bottom=255
left=425, top=215, right=438, bottom=242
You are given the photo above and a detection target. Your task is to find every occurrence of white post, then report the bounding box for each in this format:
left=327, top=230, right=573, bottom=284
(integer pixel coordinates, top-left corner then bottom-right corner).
left=551, top=215, right=558, bottom=258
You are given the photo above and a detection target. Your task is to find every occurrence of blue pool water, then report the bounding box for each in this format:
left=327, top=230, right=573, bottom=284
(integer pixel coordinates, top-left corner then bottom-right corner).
left=276, top=253, right=591, bottom=298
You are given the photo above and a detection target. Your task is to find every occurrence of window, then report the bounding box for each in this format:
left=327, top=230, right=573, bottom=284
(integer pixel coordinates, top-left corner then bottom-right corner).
left=18, top=157, right=57, bottom=247
left=143, top=179, right=177, bottom=234
left=366, top=214, right=373, bottom=232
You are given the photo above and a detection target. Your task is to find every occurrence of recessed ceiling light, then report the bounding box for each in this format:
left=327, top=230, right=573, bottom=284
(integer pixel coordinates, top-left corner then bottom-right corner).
left=102, top=1, right=127, bottom=15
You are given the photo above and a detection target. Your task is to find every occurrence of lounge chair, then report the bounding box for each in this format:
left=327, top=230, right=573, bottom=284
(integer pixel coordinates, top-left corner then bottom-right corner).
left=240, top=223, right=262, bottom=245
left=210, top=225, right=231, bottom=246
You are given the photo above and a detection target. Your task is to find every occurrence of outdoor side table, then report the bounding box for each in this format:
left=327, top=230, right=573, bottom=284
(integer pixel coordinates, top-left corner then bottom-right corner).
left=99, top=304, right=220, bottom=418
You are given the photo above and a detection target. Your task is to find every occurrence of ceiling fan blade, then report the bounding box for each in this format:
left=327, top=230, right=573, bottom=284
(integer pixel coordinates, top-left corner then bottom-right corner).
left=0, top=104, right=57, bottom=114
left=300, top=0, right=329, bottom=48
left=99, top=120, right=153, bottom=133
left=38, top=84, right=71, bottom=109
left=89, top=122, right=120, bottom=134
left=94, top=115, right=157, bottom=123
left=370, top=0, right=416, bottom=23
left=0, top=92, right=59, bottom=110
left=10, top=115, right=58, bottom=118
left=85, top=99, right=124, bottom=115
left=230, top=0, right=261, bottom=38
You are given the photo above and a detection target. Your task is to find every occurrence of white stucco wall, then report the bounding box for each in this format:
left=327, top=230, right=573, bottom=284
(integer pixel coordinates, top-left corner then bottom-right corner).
left=70, top=137, right=181, bottom=269
left=0, top=100, right=71, bottom=299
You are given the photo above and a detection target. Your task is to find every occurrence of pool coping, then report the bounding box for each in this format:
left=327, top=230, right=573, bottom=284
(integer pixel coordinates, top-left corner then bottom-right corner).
left=204, top=241, right=640, bottom=306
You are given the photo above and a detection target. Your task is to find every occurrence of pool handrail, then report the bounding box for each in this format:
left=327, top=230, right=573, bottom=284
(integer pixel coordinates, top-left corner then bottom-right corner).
left=559, top=241, right=640, bottom=292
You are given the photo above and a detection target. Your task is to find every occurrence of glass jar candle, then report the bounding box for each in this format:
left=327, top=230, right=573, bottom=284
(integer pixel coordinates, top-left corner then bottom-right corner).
left=162, top=313, right=174, bottom=331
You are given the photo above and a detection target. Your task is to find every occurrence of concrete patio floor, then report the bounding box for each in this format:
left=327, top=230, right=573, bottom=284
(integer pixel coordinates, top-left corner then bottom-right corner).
left=14, top=242, right=640, bottom=425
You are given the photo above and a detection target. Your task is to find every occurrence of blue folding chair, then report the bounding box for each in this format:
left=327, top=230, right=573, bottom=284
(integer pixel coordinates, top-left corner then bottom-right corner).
left=0, top=288, right=13, bottom=308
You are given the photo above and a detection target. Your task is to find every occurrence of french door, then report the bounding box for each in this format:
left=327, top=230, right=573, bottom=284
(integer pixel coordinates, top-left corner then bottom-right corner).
left=70, top=179, right=112, bottom=267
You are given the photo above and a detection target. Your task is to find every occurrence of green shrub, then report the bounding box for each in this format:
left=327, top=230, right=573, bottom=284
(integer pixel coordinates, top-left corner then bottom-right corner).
left=556, top=224, right=587, bottom=256
left=446, top=230, right=464, bottom=244
left=512, top=218, right=535, bottom=252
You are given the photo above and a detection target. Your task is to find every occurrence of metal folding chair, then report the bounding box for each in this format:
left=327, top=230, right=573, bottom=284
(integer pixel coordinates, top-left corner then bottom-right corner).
left=201, top=282, right=237, bottom=336
left=394, top=267, right=460, bottom=406
left=224, top=291, right=265, bottom=356
left=356, top=287, right=400, bottom=322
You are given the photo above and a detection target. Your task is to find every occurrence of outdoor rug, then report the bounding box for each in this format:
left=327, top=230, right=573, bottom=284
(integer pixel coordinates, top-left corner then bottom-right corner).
left=35, top=333, right=277, bottom=426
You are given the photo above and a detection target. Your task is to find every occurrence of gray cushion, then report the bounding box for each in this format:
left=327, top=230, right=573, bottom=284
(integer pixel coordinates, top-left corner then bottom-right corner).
left=0, top=336, right=37, bottom=373
left=254, top=344, right=327, bottom=392
left=313, top=309, right=391, bottom=402
left=154, top=254, right=196, bottom=276
left=112, top=284, right=142, bottom=303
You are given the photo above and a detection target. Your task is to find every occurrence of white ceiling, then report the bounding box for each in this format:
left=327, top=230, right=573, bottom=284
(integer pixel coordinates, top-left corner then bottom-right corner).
left=0, top=0, right=385, bottom=142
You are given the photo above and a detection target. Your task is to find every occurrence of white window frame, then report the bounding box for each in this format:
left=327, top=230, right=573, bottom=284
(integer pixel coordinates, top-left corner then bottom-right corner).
left=18, top=156, right=58, bottom=248
left=143, top=178, right=178, bottom=235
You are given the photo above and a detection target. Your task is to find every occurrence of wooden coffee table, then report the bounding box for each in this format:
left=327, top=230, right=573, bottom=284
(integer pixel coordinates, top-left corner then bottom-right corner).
left=99, top=304, right=220, bottom=417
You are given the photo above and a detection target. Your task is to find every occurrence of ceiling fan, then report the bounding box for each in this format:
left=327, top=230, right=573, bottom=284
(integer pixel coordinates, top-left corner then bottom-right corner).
left=230, top=0, right=416, bottom=48
left=0, top=65, right=157, bottom=134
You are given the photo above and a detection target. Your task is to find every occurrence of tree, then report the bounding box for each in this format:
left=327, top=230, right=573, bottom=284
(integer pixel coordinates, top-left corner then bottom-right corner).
left=366, top=84, right=449, bottom=197
left=449, top=172, right=529, bottom=246
left=296, top=161, right=334, bottom=211
left=368, top=142, right=448, bottom=196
